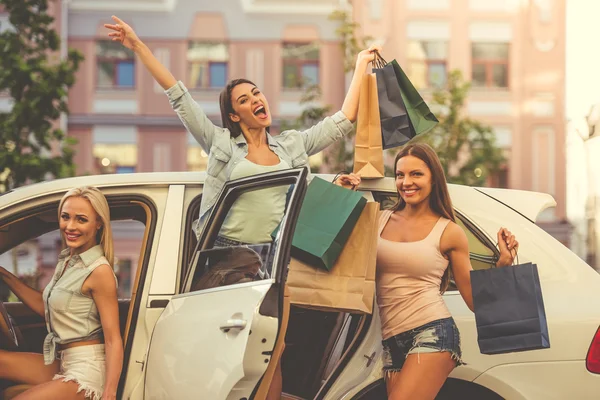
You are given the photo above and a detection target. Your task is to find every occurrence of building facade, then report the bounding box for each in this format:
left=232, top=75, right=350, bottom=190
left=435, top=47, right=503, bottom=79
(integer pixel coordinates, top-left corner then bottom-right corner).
left=567, top=104, right=600, bottom=272
left=60, top=0, right=349, bottom=176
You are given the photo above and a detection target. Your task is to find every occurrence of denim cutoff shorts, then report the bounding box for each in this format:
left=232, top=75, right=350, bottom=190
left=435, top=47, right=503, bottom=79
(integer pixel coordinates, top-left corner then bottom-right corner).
left=53, top=344, right=106, bottom=400
left=382, top=317, right=465, bottom=376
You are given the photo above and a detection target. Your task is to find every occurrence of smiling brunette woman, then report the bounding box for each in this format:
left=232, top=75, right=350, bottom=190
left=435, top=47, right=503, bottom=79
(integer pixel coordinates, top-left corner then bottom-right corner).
left=0, top=187, right=122, bottom=400
left=105, top=16, right=380, bottom=240
left=335, top=144, right=519, bottom=400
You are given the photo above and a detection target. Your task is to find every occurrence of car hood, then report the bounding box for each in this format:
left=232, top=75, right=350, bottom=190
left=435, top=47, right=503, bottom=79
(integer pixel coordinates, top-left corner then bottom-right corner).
left=474, top=187, right=557, bottom=222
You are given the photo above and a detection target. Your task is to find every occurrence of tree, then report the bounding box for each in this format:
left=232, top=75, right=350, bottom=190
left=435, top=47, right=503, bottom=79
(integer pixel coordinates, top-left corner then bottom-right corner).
left=280, top=84, right=332, bottom=173
left=282, top=9, right=372, bottom=173
left=0, top=0, right=83, bottom=193
left=414, top=70, right=506, bottom=186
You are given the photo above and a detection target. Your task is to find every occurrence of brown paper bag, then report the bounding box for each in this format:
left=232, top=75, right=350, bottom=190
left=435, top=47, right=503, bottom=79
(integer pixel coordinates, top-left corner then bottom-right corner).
left=353, top=73, right=385, bottom=179
left=286, top=201, right=378, bottom=314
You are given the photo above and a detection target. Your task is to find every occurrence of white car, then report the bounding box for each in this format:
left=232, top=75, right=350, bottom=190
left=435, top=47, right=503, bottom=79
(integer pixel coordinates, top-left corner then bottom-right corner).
left=0, top=168, right=599, bottom=400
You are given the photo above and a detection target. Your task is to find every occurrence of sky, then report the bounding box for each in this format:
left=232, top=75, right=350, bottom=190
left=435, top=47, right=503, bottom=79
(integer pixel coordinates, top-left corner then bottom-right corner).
left=565, top=0, right=600, bottom=121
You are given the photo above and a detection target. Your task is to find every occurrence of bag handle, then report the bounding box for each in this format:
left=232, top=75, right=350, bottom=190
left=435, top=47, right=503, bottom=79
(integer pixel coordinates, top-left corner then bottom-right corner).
left=332, top=171, right=357, bottom=191
left=371, top=50, right=387, bottom=69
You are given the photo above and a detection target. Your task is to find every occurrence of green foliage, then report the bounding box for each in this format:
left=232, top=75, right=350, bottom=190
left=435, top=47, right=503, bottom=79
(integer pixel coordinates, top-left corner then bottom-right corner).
left=0, top=0, right=83, bottom=192
left=320, top=8, right=373, bottom=173
left=281, top=84, right=332, bottom=131
left=281, top=85, right=333, bottom=173
left=413, top=70, right=505, bottom=186
left=329, top=9, right=372, bottom=73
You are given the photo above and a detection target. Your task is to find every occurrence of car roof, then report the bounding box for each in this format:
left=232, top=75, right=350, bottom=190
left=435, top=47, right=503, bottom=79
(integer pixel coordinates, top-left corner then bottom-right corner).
left=0, top=171, right=555, bottom=221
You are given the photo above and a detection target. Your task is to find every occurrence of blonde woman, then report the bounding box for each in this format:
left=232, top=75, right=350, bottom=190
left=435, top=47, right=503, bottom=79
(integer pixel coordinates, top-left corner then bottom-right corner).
left=0, top=187, right=122, bottom=400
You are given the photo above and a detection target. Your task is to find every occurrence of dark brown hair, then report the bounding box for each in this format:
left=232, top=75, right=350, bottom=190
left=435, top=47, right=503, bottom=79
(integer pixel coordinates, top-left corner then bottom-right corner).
left=219, top=78, right=262, bottom=138
left=392, top=143, right=455, bottom=293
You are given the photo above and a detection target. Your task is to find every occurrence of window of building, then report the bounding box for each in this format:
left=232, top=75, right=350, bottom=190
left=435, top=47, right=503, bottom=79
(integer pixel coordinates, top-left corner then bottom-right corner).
left=489, top=167, right=509, bottom=189
left=93, top=144, right=138, bottom=174
left=282, top=43, right=320, bottom=89
left=471, top=43, right=509, bottom=88
left=407, top=41, right=448, bottom=89
left=187, top=42, right=229, bottom=89
left=96, top=41, right=135, bottom=89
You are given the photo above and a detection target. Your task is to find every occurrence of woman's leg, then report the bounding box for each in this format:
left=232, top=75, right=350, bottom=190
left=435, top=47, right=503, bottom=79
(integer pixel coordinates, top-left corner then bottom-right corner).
left=0, top=349, right=59, bottom=385
left=13, top=379, right=86, bottom=400
left=386, top=351, right=455, bottom=400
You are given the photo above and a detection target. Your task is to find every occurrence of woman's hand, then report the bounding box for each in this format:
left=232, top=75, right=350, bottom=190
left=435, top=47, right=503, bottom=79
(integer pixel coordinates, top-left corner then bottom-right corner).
left=104, top=16, right=142, bottom=52
left=496, top=228, right=519, bottom=267
left=101, top=392, right=117, bottom=400
left=333, top=173, right=361, bottom=190
left=356, top=44, right=383, bottom=69
left=341, top=44, right=383, bottom=122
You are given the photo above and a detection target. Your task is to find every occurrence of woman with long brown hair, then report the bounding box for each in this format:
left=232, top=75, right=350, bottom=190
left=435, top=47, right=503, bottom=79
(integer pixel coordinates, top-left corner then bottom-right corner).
left=104, top=15, right=381, bottom=239
left=335, top=143, right=518, bottom=399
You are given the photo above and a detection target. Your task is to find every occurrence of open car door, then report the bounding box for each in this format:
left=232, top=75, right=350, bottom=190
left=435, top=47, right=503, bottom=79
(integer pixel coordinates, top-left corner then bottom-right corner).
left=144, top=168, right=308, bottom=399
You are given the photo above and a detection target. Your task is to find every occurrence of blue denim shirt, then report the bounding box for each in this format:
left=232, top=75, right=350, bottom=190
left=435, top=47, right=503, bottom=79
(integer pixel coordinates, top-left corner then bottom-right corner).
left=165, top=81, right=355, bottom=235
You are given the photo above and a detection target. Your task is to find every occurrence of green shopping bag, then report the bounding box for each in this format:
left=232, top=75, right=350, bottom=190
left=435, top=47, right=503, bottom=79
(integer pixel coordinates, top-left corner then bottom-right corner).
left=390, top=59, right=439, bottom=136
left=287, top=177, right=367, bottom=271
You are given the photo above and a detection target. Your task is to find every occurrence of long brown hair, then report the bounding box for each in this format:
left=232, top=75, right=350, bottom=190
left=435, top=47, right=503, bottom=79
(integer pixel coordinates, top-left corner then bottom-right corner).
left=392, top=143, right=455, bottom=293
left=219, top=78, right=268, bottom=138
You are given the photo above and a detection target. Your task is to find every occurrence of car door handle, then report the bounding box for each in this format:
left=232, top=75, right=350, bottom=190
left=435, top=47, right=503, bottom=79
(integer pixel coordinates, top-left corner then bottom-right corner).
left=220, top=319, right=247, bottom=331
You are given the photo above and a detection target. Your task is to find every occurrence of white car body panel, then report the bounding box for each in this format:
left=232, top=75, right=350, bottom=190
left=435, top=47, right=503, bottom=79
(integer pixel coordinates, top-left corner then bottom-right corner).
left=475, top=187, right=557, bottom=221
left=144, top=281, right=275, bottom=399
left=473, top=361, right=599, bottom=400
left=148, top=184, right=184, bottom=295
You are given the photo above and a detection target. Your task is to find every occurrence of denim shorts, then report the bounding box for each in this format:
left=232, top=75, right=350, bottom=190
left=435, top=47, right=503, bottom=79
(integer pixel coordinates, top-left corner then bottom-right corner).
left=53, top=344, right=105, bottom=400
left=381, top=317, right=464, bottom=375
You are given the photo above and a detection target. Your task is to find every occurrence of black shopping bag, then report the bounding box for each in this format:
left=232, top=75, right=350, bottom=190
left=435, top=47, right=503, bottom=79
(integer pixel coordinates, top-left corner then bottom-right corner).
left=372, top=52, right=439, bottom=149
left=471, top=262, right=550, bottom=355
left=373, top=56, right=412, bottom=149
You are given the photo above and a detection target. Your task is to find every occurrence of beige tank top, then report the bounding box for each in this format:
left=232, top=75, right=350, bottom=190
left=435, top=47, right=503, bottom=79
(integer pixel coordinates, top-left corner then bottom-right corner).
left=219, top=158, right=289, bottom=243
left=376, top=209, right=452, bottom=340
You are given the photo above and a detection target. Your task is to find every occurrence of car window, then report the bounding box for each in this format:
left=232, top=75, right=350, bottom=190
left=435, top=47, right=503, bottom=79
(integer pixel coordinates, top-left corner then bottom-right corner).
left=371, top=191, right=497, bottom=289
left=183, top=180, right=295, bottom=294
left=0, top=201, right=148, bottom=301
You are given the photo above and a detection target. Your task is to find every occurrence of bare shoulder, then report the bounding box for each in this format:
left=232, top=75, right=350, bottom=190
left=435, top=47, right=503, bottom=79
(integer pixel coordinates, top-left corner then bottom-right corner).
left=87, top=264, right=117, bottom=293
left=440, top=221, right=469, bottom=253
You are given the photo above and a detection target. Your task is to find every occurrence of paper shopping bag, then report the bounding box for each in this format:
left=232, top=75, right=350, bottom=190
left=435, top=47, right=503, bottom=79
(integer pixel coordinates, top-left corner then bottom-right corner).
left=353, top=73, right=385, bottom=179
left=471, top=262, right=550, bottom=354
left=286, top=201, right=378, bottom=314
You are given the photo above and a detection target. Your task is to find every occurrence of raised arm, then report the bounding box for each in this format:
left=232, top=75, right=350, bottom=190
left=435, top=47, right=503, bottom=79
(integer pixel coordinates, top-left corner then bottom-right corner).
left=341, top=45, right=382, bottom=123
left=0, top=267, right=44, bottom=317
left=294, top=45, right=381, bottom=156
left=104, top=15, right=222, bottom=150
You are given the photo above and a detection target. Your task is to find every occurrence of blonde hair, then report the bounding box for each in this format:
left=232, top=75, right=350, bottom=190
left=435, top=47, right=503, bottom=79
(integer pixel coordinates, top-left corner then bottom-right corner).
left=58, top=186, right=114, bottom=266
